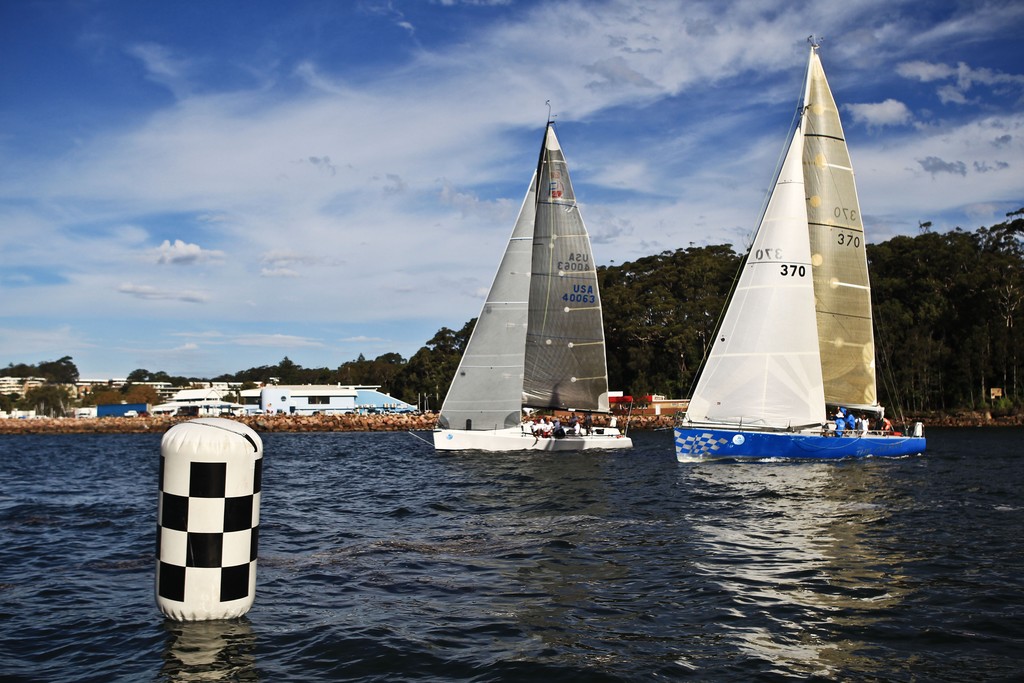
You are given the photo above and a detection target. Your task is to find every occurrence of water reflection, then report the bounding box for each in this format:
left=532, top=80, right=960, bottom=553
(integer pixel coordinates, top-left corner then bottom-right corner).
left=159, top=618, right=258, bottom=681
left=688, top=461, right=910, bottom=678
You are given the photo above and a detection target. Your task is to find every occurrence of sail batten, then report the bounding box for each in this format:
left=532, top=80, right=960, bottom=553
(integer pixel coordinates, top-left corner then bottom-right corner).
left=808, top=222, right=863, bottom=230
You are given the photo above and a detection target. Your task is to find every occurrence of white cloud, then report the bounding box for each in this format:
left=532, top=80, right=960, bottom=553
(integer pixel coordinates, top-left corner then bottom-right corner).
left=118, top=283, right=209, bottom=303
left=154, top=239, right=225, bottom=264
left=918, top=156, right=968, bottom=177
left=231, top=334, right=324, bottom=348
left=126, top=42, right=194, bottom=99
left=897, top=59, right=1024, bottom=105
left=260, top=267, right=300, bottom=278
left=340, top=335, right=387, bottom=343
left=896, top=60, right=956, bottom=82
left=845, top=100, right=913, bottom=128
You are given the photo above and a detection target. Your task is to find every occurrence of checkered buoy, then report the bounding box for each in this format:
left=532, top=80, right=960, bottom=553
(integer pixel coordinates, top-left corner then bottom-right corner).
left=156, top=418, right=263, bottom=621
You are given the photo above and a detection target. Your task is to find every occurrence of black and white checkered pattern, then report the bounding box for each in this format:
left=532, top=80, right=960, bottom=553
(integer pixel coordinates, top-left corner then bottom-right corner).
left=156, top=420, right=262, bottom=619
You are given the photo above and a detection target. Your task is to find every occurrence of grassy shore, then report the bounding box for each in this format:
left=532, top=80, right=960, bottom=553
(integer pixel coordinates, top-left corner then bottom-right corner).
left=0, top=410, right=1011, bottom=435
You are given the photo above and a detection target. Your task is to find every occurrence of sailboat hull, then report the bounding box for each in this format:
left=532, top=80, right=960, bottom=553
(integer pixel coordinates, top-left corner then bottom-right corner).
left=674, top=426, right=925, bottom=461
left=434, top=427, right=632, bottom=452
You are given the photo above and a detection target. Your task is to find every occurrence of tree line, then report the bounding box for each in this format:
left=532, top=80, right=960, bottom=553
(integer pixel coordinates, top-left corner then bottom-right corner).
left=597, top=208, right=1023, bottom=415
left=5, top=210, right=1022, bottom=417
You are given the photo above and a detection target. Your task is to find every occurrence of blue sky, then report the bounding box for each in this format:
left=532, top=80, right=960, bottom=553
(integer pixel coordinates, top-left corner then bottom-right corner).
left=2, top=0, right=1022, bottom=379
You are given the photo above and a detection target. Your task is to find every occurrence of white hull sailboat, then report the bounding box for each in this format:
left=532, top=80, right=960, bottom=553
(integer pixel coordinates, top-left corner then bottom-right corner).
left=434, top=122, right=632, bottom=452
left=674, top=42, right=925, bottom=461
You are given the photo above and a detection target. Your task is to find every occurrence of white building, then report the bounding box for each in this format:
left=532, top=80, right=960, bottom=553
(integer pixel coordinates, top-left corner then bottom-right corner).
left=242, top=384, right=415, bottom=416
left=0, top=376, right=48, bottom=397
left=150, top=387, right=245, bottom=417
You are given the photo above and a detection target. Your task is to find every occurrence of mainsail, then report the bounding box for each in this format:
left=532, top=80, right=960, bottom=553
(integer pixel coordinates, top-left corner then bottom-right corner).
left=522, top=124, right=611, bottom=412
left=685, top=124, right=825, bottom=429
left=803, top=48, right=878, bottom=408
left=437, top=177, right=535, bottom=431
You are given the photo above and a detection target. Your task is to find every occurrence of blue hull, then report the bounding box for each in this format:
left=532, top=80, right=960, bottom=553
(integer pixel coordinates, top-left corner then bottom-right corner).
left=674, top=427, right=926, bottom=461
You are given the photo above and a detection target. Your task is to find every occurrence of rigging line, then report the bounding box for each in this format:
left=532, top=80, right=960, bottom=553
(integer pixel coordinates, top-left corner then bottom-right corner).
left=872, top=303, right=914, bottom=426
left=539, top=206, right=557, bottom=336
left=407, top=430, right=433, bottom=446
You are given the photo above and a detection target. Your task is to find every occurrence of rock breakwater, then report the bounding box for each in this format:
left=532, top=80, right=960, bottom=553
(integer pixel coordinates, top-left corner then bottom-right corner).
left=0, top=410, right=1004, bottom=435
left=0, top=412, right=678, bottom=435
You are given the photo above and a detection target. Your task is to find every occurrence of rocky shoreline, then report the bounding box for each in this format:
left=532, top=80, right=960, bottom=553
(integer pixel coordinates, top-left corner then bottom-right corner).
left=0, top=410, right=1018, bottom=435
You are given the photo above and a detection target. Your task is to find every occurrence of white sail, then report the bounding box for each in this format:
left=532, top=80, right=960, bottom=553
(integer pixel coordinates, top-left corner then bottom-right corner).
left=437, top=176, right=535, bottom=431
left=685, top=124, right=826, bottom=429
left=522, top=125, right=611, bottom=413
left=803, top=48, right=878, bottom=408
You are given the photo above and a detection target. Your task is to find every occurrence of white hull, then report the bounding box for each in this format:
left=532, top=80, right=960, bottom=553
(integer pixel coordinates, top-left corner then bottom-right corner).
left=433, top=426, right=632, bottom=452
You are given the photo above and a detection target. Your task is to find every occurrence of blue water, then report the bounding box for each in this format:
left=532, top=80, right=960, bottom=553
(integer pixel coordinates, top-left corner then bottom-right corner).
left=0, top=428, right=1022, bottom=681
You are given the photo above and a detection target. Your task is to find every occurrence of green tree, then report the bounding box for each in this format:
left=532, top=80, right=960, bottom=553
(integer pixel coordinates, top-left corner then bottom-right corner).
left=2, top=362, right=37, bottom=377
left=599, top=245, right=739, bottom=398
left=393, top=322, right=472, bottom=408
left=83, top=387, right=123, bottom=407
left=127, top=368, right=151, bottom=382
left=37, top=356, right=79, bottom=383
left=19, top=384, right=74, bottom=417
left=2, top=356, right=79, bottom=383
left=122, top=384, right=160, bottom=406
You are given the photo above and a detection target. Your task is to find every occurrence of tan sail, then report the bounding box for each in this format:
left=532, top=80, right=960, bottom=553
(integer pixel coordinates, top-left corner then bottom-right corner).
left=802, top=47, right=877, bottom=408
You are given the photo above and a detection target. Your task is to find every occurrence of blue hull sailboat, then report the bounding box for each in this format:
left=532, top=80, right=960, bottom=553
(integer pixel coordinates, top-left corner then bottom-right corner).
left=674, top=42, right=925, bottom=461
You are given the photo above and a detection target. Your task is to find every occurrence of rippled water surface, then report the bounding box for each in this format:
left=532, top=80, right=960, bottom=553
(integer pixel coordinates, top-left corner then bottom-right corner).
left=1, top=428, right=1022, bottom=681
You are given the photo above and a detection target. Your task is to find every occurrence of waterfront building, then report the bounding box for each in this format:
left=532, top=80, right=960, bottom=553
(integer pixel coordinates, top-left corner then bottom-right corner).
left=242, top=384, right=415, bottom=416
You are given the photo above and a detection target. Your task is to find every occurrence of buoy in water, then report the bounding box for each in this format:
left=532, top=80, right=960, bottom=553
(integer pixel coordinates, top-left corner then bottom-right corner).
left=156, top=418, right=263, bottom=621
